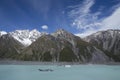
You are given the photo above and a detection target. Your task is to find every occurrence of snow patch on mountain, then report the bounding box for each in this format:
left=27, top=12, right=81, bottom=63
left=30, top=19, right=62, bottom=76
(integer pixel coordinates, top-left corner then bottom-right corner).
left=0, top=31, right=7, bottom=37
left=84, top=29, right=120, bottom=42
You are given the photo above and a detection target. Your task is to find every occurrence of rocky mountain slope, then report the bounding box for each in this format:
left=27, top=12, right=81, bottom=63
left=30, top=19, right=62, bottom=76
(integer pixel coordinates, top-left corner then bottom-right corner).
left=0, top=34, right=24, bottom=59
left=0, top=29, right=120, bottom=63
left=18, top=29, right=110, bottom=63
left=84, top=29, right=120, bottom=61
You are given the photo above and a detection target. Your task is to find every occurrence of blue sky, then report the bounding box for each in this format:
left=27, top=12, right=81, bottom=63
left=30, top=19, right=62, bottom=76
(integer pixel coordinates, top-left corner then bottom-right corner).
left=0, top=0, right=120, bottom=37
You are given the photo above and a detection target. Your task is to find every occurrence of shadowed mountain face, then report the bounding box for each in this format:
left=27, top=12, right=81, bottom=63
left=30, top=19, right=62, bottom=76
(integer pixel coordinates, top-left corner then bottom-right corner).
left=0, top=29, right=120, bottom=63
left=0, top=34, right=24, bottom=59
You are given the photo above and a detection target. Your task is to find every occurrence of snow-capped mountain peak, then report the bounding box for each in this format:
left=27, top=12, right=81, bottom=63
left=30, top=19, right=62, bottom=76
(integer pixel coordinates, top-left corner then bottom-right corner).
left=9, top=29, right=44, bottom=46
left=29, top=29, right=42, bottom=42
left=0, top=31, right=7, bottom=37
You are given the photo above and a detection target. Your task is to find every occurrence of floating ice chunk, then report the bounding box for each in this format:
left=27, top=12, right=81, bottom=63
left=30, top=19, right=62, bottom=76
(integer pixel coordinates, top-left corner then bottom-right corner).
left=65, top=65, right=71, bottom=68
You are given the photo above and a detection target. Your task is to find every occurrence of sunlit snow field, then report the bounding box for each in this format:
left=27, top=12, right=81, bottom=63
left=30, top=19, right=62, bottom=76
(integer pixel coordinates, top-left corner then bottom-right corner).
left=0, top=65, right=120, bottom=80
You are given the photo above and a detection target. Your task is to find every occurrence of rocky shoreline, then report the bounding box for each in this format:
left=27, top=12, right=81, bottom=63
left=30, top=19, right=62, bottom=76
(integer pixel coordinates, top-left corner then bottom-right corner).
left=0, top=60, right=120, bottom=65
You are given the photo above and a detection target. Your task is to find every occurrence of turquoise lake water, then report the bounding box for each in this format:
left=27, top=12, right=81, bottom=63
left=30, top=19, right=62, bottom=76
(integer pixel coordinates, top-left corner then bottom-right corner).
left=0, top=65, right=120, bottom=80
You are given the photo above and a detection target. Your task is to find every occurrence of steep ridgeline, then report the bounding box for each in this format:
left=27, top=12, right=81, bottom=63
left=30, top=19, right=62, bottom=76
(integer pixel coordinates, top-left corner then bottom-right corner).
left=84, top=29, right=120, bottom=61
left=0, top=34, right=24, bottom=59
left=19, top=29, right=109, bottom=63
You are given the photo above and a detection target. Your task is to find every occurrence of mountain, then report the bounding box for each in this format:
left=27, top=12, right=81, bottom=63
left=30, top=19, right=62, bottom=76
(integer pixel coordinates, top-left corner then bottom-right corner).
left=84, top=29, right=120, bottom=61
left=0, top=31, right=7, bottom=37
left=19, top=29, right=110, bottom=63
left=9, top=29, right=45, bottom=46
left=0, top=29, right=120, bottom=63
left=1, top=29, right=47, bottom=46
left=0, top=34, right=24, bottom=59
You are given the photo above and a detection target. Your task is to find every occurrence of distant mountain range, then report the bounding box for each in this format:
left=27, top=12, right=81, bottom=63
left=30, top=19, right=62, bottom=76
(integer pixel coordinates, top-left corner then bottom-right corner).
left=0, top=29, right=120, bottom=63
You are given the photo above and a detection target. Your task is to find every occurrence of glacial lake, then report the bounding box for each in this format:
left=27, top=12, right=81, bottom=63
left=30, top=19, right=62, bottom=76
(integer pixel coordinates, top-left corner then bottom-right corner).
left=0, top=65, right=120, bottom=80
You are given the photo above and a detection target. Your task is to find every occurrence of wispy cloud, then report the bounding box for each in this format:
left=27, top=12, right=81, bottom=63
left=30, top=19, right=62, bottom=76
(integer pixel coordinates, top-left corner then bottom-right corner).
left=68, top=0, right=101, bottom=30
left=68, top=0, right=120, bottom=37
left=41, top=25, right=48, bottom=30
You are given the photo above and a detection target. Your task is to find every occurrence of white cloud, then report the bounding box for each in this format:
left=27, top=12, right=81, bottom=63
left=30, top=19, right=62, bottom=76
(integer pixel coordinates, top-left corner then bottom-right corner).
left=41, top=25, right=48, bottom=30
left=101, top=7, right=120, bottom=30
left=68, top=0, right=120, bottom=37
left=75, top=28, right=98, bottom=38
